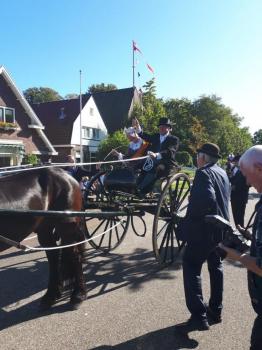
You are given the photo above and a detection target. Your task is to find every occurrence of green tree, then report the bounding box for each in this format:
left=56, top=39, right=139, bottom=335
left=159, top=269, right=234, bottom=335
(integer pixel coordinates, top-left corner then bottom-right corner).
left=164, top=95, right=252, bottom=158
left=88, top=83, right=117, bottom=93
left=164, top=98, right=205, bottom=154
left=64, top=93, right=79, bottom=99
left=23, top=87, right=62, bottom=104
left=191, top=95, right=252, bottom=157
left=253, top=129, right=262, bottom=145
left=131, top=78, right=165, bottom=133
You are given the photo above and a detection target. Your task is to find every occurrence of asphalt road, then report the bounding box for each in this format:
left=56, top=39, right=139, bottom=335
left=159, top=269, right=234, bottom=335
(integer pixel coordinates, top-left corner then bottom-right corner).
left=0, top=190, right=260, bottom=350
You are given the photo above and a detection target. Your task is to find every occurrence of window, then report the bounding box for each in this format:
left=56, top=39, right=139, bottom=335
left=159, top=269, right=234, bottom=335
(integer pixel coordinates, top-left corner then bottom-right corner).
left=82, top=127, right=91, bottom=139
left=93, top=128, right=99, bottom=139
left=90, top=107, right=94, bottom=116
left=59, top=107, right=66, bottom=120
left=0, top=107, right=15, bottom=123
left=82, top=127, right=99, bottom=139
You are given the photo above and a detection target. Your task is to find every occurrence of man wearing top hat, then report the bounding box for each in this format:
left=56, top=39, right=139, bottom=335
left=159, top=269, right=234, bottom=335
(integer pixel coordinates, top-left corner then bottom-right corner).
left=132, top=117, right=179, bottom=193
left=175, top=143, right=230, bottom=333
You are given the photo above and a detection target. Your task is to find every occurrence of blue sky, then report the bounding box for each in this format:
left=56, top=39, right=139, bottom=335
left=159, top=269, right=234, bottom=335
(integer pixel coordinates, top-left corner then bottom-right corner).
left=1, top=0, right=261, bottom=134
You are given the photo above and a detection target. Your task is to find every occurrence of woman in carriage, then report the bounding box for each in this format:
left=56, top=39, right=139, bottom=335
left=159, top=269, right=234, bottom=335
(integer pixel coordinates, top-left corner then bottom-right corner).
left=111, top=126, right=149, bottom=169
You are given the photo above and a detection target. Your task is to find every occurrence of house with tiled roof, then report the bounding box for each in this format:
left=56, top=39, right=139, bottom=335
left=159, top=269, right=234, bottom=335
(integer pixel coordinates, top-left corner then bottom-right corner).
left=32, top=95, right=107, bottom=163
left=92, top=87, right=142, bottom=134
left=0, top=66, right=57, bottom=166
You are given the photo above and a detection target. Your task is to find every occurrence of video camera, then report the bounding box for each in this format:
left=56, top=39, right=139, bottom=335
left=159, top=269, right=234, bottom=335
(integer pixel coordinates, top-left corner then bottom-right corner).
left=205, top=215, right=251, bottom=257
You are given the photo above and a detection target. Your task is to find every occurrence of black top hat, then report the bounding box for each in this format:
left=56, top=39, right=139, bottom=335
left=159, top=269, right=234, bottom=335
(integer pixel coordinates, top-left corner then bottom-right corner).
left=158, top=117, right=172, bottom=127
left=197, top=143, right=221, bottom=159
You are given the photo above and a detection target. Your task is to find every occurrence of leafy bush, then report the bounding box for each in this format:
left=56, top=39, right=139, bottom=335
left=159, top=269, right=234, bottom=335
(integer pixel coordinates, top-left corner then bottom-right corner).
left=176, top=151, right=193, bottom=167
left=0, top=121, right=18, bottom=129
left=23, top=154, right=38, bottom=165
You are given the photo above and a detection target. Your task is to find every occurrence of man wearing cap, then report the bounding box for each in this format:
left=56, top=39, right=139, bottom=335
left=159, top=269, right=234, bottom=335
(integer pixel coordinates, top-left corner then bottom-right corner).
left=175, top=143, right=230, bottom=333
left=132, top=117, right=179, bottom=193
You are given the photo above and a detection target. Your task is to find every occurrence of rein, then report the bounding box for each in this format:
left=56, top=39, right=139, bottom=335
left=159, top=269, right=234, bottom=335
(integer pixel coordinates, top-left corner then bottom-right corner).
left=0, top=155, right=149, bottom=175
left=0, top=218, right=126, bottom=252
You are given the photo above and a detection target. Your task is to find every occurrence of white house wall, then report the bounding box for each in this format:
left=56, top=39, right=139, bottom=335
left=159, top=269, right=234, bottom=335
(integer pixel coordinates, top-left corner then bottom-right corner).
left=71, top=97, right=107, bottom=151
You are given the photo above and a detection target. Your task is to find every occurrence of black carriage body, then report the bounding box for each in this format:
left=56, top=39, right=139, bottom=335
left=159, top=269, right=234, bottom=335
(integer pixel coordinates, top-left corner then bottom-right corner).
left=103, top=168, right=137, bottom=194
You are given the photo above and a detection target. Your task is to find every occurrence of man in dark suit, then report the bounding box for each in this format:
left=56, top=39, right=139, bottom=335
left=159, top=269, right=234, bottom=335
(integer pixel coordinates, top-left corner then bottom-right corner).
left=175, top=143, right=230, bottom=332
left=229, top=154, right=249, bottom=227
left=132, top=117, right=179, bottom=194
left=219, top=145, right=262, bottom=349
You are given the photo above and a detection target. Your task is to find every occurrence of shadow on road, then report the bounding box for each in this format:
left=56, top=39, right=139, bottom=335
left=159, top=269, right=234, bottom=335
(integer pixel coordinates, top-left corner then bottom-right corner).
left=0, top=246, right=181, bottom=331
left=83, top=247, right=182, bottom=299
left=89, top=324, right=198, bottom=350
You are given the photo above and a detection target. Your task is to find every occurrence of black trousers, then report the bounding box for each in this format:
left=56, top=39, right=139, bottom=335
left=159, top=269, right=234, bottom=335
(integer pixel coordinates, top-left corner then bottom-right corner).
left=137, top=161, right=171, bottom=194
left=231, top=195, right=247, bottom=227
left=183, top=241, right=223, bottom=320
left=250, top=314, right=262, bottom=350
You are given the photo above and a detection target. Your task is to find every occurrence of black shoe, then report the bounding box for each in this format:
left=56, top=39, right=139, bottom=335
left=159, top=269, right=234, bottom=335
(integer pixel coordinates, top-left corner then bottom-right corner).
left=206, top=305, right=222, bottom=323
left=174, top=317, right=209, bottom=333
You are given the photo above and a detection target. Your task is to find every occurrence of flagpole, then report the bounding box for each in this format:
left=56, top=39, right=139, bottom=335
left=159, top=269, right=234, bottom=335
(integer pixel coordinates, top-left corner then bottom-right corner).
left=132, top=41, right=135, bottom=87
left=79, top=69, right=83, bottom=163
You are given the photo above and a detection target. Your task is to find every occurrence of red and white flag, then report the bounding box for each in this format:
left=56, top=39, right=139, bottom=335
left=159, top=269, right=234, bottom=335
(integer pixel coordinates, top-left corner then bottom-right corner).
left=146, top=63, right=154, bottom=74
left=132, top=40, right=142, bottom=54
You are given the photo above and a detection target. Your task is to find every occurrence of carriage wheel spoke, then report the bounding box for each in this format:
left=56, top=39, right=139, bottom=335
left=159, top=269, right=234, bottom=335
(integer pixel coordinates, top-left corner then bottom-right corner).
left=156, top=220, right=169, bottom=239
left=159, top=223, right=171, bottom=254
left=175, top=187, right=190, bottom=211
left=108, top=219, right=113, bottom=249
left=97, top=219, right=110, bottom=247
left=88, top=218, right=107, bottom=237
left=175, top=178, right=186, bottom=204
left=113, top=218, right=120, bottom=242
left=162, top=225, right=172, bottom=263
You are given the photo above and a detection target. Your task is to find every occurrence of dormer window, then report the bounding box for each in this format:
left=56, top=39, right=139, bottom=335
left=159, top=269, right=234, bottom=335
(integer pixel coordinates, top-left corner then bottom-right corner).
left=0, top=107, right=15, bottom=123
left=59, top=107, right=66, bottom=120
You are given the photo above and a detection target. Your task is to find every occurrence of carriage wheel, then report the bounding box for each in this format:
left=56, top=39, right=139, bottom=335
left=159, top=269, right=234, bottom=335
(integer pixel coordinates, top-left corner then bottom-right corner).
left=152, top=173, right=191, bottom=266
left=84, top=212, right=130, bottom=252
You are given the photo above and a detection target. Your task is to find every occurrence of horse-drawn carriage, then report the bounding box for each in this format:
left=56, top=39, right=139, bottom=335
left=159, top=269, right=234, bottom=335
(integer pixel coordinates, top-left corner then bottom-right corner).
left=83, top=161, right=191, bottom=266
left=0, top=161, right=191, bottom=309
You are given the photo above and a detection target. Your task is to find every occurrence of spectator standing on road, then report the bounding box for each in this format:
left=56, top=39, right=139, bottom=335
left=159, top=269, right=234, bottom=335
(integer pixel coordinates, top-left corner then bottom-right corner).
left=230, top=154, right=250, bottom=227
left=65, top=154, right=90, bottom=182
left=219, top=145, right=262, bottom=350
left=175, top=143, right=230, bottom=332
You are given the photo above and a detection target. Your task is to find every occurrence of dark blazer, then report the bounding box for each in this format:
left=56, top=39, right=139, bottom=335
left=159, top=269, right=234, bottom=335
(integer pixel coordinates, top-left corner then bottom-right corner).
left=138, top=131, right=179, bottom=168
left=183, top=163, right=230, bottom=242
left=230, top=168, right=249, bottom=202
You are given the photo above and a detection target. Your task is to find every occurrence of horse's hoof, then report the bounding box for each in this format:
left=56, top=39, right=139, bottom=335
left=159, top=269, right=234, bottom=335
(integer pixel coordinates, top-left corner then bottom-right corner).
left=70, top=291, right=87, bottom=306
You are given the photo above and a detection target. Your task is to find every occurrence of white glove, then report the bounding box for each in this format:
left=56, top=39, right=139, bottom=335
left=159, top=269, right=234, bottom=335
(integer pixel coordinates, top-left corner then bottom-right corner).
left=147, top=151, right=157, bottom=159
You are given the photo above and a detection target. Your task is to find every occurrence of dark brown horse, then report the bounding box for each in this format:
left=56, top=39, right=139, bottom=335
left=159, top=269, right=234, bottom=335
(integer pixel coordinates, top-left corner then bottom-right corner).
left=0, top=167, right=86, bottom=309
